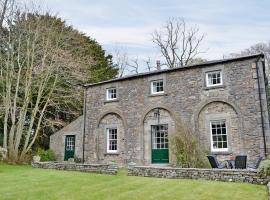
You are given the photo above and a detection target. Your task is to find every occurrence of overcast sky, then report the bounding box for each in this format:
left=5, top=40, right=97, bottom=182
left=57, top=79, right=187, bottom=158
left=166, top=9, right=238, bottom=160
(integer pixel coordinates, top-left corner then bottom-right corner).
left=33, top=0, right=270, bottom=71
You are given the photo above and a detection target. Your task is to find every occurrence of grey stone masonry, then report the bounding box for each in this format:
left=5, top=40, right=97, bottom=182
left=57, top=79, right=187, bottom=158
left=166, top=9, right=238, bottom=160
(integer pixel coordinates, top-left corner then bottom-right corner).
left=50, top=116, right=83, bottom=161
left=32, top=161, right=118, bottom=175
left=128, top=165, right=270, bottom=185
left=50, top=54, right=270, bottom=167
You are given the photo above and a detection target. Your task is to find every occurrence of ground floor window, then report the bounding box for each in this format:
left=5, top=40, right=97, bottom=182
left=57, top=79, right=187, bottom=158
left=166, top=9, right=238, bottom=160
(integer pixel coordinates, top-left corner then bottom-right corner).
left=210, top=120, right=228, bottom=152
left=107, top=128, right=118, bottom=153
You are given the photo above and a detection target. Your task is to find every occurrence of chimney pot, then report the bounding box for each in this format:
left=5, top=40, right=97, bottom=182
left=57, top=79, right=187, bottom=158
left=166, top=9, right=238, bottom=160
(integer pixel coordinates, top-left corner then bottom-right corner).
left=156, top=60, right=161, bottom=70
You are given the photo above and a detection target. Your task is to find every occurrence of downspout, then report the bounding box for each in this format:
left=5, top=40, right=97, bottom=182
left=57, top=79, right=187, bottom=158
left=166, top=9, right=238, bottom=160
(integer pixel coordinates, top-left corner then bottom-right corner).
left=82, top=87, right=87, bottom=163
left=255, top=58, right=267, bottom=158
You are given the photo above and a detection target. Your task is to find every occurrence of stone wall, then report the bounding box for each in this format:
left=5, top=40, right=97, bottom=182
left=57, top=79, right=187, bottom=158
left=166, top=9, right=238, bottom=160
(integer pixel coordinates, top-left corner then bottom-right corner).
left=32, top=161, right=118, bottom=175
left=83, top=56, right=269, bottom=166
left=50, top=116, right=83, bottom=161
left=50, top=55, right=270, bottom=167
left=97, top=113, right=126, bottom=166
left=128, top=165, right=270, bottom=185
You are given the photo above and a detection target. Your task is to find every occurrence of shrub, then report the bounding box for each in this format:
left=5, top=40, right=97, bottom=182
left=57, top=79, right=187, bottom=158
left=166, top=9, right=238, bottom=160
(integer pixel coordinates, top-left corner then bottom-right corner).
left=258, top=159, right=270, bottom=177
left=170, top=122, right=210, bottom=168
left=37, top=149, right=56, bottom=162
left=74, top=156, right=82, bottom=163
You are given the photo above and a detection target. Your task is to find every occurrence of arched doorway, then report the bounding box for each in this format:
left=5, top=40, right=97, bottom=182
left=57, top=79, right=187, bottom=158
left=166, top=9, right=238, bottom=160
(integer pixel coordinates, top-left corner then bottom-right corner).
left=143, top=108, right=175, bottom=164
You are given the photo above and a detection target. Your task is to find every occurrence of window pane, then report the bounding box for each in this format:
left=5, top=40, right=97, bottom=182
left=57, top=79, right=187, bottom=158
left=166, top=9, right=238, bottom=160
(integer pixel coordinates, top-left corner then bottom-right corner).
left=222, top=135, right=227, bottom=141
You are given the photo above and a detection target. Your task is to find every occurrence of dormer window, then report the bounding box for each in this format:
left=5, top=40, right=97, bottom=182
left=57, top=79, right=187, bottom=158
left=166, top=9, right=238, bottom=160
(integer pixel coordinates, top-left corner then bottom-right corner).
left=206, top=71, right=223, bottom=87
left=106, top=87, right=117, bottom=100
left=151, top=80, right=164, bottom=94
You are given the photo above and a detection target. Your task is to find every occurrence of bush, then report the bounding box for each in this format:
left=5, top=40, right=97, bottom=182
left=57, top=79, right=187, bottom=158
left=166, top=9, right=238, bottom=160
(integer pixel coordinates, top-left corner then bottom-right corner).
left=74, top=156, right=82, bottom=163
left=37, top=149, right=56, bottom=162
left=170, top=122, right=210, bottom=168
left=258, top=159, right=270, bottom=177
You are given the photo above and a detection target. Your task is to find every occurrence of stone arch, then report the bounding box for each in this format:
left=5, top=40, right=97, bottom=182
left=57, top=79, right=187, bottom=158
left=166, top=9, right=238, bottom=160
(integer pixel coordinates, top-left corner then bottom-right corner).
left=195, top=99, right=244, bottom=159
left=140, top=105, right=178, bottom=126
left=96, top=110, right=127, bottom=166
left=97, top=109, right=127, bottom=131
left=193, top=98, right=242, bottom=129
left=141, top=106, right=176, bottom=165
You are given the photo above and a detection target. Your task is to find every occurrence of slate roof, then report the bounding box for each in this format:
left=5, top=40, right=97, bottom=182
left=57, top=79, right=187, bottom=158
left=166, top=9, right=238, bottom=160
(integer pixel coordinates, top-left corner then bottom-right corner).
left=83, top=53, right=264, bottom=88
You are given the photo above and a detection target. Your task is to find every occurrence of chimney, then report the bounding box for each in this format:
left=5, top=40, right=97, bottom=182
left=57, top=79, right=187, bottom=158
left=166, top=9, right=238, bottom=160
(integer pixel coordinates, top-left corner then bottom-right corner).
left=156, top=60, right=161, bottom=70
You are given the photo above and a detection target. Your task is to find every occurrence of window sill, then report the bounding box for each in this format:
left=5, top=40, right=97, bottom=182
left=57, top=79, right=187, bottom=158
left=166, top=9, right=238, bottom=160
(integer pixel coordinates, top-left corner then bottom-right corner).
left=104, top=99, right=119, bottom=104
left=104, top=152, right=119, bottom=156
left=210, top=151, right=231, bottom=155
left=203, top=85, right=225, bottom=90
left=149, top=92, right=168, bottom=97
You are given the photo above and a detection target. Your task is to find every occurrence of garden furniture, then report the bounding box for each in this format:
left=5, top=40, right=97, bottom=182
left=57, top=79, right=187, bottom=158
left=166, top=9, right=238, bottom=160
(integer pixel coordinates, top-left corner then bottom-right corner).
left=235, top=155, right=247, bottom=169
left=207, top=155, right=226, bottom=169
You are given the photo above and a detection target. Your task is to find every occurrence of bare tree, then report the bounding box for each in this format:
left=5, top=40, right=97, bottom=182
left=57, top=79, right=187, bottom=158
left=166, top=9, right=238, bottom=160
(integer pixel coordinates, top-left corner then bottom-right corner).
left=143, top=57, right=159, bottom=72
left=0, top=10, right=65, bottom=161
left=152, top=18, right=204, bottom=68
left=230, top=42, right=270, bottom=69
left=114, top=49, right=129, bottom=78
left=0, top=0, right=15, bottom=29
left=127, top=57, right=139, bottom=74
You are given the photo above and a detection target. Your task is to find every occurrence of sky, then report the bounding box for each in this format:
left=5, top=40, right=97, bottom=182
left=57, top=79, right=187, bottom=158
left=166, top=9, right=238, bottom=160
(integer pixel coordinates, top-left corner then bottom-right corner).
left=31, top=0, right=270, bottom=71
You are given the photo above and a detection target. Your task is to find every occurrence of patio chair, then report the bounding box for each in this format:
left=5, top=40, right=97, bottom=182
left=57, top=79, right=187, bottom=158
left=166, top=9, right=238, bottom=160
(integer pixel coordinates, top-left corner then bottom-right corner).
left=248, top=157, right=263, bottom=170
left=235, top=155, right=247, bottom=169
left=207, top=155, right=226, bottom=169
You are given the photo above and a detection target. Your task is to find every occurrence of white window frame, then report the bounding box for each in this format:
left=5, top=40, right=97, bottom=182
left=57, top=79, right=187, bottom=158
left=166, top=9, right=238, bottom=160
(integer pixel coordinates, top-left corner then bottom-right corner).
left=210, top=120, right=228, bottom=152
left=106, top=128, right=118, bottom=153
left=151, top=79, right=164, bottom=94
left=106, top=87, right=117, bottom=101
left=206, top=71, right=223, bottom=87
left=151, top=124, right=168, bottom=149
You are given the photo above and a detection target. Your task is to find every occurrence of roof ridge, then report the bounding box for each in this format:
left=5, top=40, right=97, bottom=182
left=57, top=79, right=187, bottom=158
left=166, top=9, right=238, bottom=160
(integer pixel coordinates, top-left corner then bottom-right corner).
left=84, top=53, right=264, bottom=88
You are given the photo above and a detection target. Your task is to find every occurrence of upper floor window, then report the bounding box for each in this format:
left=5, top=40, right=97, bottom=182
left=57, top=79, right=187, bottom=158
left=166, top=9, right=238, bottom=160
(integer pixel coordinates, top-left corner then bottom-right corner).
left=151, top=80, right=164, bottom=94
left=107, top=128, right=118, bottom=153
left=106, top=87, right=117, bottom=100
left=206, top=71, right=222, bottom=87
left=210, top=120, right=228, bottom=152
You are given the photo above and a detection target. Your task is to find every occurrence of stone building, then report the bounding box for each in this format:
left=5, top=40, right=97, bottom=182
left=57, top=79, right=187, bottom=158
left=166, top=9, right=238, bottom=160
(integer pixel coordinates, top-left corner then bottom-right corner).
left=50, top=54, right=270, bottom=166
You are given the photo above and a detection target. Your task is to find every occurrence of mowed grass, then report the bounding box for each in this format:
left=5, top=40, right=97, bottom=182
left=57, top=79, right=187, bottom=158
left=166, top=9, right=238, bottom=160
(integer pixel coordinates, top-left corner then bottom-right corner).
left=0, top=164, right=267, bottom=200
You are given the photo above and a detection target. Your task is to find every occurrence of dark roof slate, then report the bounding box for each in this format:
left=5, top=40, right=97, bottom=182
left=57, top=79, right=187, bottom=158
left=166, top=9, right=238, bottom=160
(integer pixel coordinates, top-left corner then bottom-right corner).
left=84, top=53, right=264, bottom=88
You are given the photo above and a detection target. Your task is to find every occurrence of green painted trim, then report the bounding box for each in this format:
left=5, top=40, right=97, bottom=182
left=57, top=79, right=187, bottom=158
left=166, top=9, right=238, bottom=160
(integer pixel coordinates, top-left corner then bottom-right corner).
left=64, top=135, right=76, bottom=161
left=151, top=125, right=169, bottom=164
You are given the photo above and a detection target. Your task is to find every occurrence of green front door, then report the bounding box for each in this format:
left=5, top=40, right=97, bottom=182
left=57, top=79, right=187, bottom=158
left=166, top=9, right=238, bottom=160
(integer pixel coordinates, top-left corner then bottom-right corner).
left=64, top=135, right=75, bottom=161
left=151, top=124, right=169, bottom=163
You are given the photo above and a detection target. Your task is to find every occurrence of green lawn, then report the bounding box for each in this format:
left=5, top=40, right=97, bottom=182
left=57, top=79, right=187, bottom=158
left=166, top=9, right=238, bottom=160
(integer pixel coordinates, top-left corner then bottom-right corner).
left=0, top=164, right=267, bottom=200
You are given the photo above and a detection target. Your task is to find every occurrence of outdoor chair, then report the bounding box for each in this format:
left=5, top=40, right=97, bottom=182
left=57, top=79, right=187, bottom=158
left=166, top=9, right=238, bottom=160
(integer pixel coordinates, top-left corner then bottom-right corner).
left=248, top=157, right=263, bottom=170
left=235, top=155, right=247, bottom=169
left=207, top=155, right=226, bottom=169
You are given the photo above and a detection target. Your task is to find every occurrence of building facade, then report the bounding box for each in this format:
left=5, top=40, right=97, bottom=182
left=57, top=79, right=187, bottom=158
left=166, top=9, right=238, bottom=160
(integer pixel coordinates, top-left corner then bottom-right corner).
left=50, top=54, right=270, bottom=166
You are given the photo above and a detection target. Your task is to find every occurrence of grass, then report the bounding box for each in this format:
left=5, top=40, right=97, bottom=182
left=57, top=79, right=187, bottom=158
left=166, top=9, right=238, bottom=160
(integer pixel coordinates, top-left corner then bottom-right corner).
left=0, top=164, right=267, bottom=200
